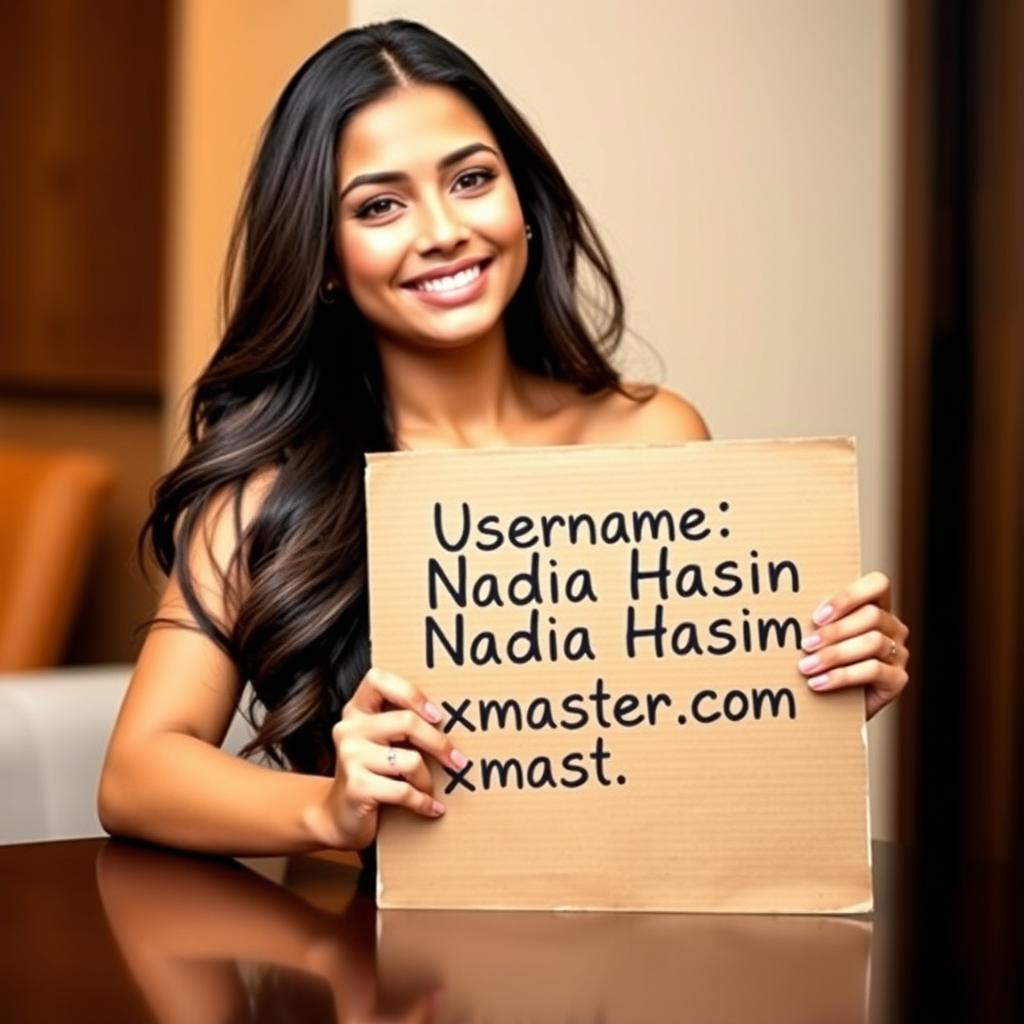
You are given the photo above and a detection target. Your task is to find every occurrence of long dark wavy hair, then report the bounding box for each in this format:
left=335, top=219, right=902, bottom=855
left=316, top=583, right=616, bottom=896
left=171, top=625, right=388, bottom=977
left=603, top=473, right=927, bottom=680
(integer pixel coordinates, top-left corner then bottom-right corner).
left=142, top=19, right=651, bottom=775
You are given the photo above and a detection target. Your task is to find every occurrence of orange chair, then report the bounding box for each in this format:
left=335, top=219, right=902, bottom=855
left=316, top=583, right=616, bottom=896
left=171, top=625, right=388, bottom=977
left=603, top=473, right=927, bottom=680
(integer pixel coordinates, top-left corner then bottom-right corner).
left=0, top=444, right=116, bottom=669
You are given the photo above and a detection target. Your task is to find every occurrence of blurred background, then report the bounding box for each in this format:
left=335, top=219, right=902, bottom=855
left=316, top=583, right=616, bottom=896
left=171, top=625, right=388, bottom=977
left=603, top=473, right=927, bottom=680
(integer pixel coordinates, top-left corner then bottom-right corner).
left=0, top=0, right=1019, bottom=901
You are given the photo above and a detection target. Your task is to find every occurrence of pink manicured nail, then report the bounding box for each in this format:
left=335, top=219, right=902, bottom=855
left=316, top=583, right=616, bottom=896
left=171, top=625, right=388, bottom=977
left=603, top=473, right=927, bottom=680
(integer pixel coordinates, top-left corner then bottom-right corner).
left=808, top=674, right=830, bottom=689
left=423, top=701, right=443, bottom=724
left=450, top=749, right=468, bottom=770
left=431, top=801, right=446, bottom=816
left=798, top=654, right=821, bottom=673
left=812, top=604, right=834, bottom=625
left=800, top=633, right=823, bottom=652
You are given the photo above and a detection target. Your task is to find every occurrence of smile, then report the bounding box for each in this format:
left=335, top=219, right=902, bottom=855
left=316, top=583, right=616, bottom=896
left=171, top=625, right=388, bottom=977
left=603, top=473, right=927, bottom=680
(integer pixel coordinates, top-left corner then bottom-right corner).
left=401, top=258, right=494, bottom=308
left=413, top=261, right=484, bottom=292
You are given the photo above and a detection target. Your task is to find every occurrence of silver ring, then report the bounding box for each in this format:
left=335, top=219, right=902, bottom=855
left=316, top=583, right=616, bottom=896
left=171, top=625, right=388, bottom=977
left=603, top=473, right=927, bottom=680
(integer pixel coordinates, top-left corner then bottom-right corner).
left=386, top=748, right=398, bottom=770
left=886, top=638, right=897, bottom=662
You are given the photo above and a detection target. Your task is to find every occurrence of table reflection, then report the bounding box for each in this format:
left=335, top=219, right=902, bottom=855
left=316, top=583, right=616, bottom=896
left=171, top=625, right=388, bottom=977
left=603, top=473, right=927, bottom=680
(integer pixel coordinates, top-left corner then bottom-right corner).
left=379, top=908, right=871, bottom=1023
left=96, top=840, right=871, bottom=1024
left=95, top=841, right=437, bottom=1023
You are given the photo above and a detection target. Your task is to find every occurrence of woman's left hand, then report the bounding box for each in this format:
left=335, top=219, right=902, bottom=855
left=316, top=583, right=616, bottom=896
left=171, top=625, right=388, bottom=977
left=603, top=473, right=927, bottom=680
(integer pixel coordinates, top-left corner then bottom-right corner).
left=796, top=570, right=910, bottom=720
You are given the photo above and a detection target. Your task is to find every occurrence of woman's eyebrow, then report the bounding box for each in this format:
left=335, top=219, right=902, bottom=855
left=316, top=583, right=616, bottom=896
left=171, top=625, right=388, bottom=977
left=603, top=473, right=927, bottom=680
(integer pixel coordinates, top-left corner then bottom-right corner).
left=338, top=142, right=499, bottom=201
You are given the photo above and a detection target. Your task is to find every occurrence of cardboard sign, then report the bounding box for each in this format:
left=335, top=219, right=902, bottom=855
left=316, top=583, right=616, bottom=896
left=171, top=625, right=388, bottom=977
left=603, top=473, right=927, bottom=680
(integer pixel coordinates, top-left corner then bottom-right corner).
left=365, top=438, right=872, bottom=913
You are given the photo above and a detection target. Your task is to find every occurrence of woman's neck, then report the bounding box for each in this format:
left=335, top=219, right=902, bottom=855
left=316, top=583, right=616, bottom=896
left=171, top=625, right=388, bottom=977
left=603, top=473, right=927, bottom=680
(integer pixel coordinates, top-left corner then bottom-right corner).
left=376, top=323, right=530, bottom=448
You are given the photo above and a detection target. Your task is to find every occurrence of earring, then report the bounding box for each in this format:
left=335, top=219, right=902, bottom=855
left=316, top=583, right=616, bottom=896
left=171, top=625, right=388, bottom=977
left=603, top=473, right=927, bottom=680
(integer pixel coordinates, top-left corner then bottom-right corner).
left=525, top=222, right=533, bottom=241
left=318, top=281, right=338, bottom=304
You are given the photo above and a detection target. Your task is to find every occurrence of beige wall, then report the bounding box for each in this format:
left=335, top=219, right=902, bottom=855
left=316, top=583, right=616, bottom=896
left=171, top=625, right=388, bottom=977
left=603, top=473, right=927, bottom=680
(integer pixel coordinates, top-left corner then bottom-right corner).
left=352, top=0, right=901, bottom=840
left=165, top=0, right=350, bottom=459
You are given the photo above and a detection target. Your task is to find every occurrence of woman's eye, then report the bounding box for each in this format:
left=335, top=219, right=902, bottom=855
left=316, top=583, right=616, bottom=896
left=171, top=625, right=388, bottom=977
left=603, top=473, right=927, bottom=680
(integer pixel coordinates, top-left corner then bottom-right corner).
left=355, top=197, right=400, bottom=220
left=455, top=169, right=495, bottom=190
left=353, top=170, right=494, bottom=220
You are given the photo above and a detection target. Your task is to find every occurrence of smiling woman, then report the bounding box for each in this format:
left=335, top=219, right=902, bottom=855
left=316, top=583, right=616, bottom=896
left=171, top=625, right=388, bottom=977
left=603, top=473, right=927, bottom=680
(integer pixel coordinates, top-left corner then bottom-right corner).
left=328, top=86, right=528, bottom=357
left=97, top=18, right=907, bottom=865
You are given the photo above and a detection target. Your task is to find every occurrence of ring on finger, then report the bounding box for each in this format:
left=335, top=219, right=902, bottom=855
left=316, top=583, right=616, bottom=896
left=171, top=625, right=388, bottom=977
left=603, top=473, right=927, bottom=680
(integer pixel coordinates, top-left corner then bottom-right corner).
left=386, top=748, right=398, bottom=770
left=885, top=637, right=897, bottom=662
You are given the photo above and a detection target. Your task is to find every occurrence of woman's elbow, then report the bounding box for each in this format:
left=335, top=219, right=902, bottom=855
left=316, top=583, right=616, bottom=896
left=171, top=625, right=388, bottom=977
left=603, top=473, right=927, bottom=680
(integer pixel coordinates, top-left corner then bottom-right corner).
left=96, top=752, right=131, bottom=837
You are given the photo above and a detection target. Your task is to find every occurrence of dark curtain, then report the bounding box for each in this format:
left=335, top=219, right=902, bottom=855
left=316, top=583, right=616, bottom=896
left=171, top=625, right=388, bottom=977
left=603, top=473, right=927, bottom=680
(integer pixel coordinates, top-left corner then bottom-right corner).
left=898, top=0, right=1023, bottom=1017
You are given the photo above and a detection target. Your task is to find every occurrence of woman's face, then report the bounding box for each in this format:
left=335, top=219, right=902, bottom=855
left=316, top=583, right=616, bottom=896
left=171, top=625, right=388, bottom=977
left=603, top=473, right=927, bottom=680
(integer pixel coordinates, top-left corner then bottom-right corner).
left=333, top=84, right=528, bottom=352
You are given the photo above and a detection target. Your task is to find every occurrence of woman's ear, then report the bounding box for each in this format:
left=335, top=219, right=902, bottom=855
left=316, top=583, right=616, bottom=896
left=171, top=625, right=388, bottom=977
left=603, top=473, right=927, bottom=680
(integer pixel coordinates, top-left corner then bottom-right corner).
left=318, top=280, right=340, bottom=304
left=318, top=255, right=342, bottom=302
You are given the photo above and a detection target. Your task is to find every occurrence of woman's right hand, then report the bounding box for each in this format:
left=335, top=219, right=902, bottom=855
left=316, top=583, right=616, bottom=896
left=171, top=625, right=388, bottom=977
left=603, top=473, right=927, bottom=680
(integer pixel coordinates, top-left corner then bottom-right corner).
left=310, top=667, right=467, bottom=851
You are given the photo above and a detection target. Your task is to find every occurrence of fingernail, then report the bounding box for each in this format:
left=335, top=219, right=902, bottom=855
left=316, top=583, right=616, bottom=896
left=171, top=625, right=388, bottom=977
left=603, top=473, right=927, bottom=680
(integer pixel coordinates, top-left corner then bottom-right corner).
left=800, top=633, right=823, bottom=652
left=450, top=749, right=468, bottom=770
left=812, top=604, right=834, bottom=625
left=808, top=673, right=830, bottom=689
left=798, top=653, right=821, bottom=673
left=431, top=801, right=446, bottom=816
left=423, top=701, right=442, bottom=724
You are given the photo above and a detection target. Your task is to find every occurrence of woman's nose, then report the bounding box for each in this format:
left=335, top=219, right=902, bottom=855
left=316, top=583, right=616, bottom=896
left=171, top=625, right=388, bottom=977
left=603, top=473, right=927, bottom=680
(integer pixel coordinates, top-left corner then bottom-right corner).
left=416, top=194, right=470, bottom=252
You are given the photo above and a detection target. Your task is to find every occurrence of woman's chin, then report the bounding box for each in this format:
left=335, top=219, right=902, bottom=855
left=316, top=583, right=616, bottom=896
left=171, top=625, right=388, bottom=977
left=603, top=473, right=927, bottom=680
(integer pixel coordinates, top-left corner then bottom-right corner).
left=382, top=314, right=505, bottom=353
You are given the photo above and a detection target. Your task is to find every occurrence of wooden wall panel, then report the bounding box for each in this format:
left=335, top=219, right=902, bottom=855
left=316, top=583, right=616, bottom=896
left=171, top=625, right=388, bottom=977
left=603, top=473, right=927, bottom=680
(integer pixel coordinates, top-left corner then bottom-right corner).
left=0, top=0, right=168, bottom=398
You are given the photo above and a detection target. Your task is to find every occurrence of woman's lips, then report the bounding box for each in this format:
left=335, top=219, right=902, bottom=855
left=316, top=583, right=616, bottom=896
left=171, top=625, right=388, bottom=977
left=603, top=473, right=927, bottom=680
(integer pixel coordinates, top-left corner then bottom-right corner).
left=401, top=257, right=494, bottom=308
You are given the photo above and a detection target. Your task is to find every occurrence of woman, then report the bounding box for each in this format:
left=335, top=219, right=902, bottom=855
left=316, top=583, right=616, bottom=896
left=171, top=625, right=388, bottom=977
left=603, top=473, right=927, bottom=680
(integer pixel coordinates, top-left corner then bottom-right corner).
left=98, top=19, right=910, bottom=858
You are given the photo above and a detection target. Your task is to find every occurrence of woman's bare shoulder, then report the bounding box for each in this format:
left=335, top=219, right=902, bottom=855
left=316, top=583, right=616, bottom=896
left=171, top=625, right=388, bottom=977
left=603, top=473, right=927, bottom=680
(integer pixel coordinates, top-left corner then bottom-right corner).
left=193, top=465, right=281, bottom=568
left=178, top=463, right=282, bottom=622
left=578, top=382, right=712, bottom=444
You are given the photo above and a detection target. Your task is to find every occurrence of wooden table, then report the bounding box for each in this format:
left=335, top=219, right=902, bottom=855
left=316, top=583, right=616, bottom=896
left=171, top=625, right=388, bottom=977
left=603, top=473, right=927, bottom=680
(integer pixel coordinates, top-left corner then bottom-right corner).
left=0, top=837, right=1015, bottom=1022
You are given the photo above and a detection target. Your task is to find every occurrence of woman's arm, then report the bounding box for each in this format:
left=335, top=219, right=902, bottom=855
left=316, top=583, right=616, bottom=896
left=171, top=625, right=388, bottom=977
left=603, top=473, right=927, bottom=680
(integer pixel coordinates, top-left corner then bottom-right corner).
left=98, top=469, right=458, bottom=857
left=97, top=472, right=338, bottom=856
left=96, top=647, right=335, bottom=856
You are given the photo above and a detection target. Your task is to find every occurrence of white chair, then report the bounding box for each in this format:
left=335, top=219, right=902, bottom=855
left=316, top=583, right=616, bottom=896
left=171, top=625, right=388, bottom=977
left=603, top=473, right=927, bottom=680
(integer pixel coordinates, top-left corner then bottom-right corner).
left=0, top=664, right=257, bottom=845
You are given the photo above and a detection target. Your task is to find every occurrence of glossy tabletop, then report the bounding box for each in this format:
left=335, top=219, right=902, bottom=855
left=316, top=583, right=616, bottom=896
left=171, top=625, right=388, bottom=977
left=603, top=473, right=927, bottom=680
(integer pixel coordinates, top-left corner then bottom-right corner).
left=0, top=837, right=1016, bottom=1023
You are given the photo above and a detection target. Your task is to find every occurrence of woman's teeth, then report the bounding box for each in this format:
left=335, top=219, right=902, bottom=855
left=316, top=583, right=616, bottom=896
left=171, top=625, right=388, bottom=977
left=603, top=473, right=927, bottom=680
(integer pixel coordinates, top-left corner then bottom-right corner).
left=414, top=262, right=482, bottom=292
